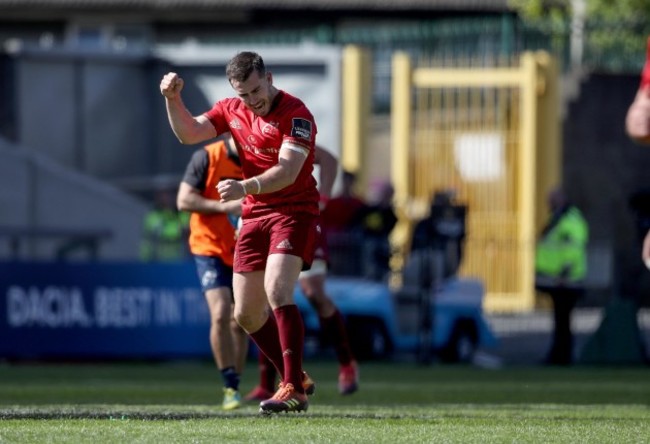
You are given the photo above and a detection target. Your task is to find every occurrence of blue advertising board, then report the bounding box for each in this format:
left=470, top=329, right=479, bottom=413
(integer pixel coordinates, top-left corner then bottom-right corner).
left=0, top=261, right=213, bottom=360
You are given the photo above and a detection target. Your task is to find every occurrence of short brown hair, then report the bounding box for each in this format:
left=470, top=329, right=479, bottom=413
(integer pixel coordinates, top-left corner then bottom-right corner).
left=226, top=51, right=266, bottom=83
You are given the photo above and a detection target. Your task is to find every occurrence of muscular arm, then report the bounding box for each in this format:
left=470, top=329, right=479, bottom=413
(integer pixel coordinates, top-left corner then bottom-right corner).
left=177, top=182, right=242, bottom=215
left=165, top=100, right=217, bottom=145
left=314, top=145, right=338, bottom=199
left=217, top=141, right=309, bottom=201
left=160, top=72, right=217, bottom=145
left=251, top=143, right=308, bottom=193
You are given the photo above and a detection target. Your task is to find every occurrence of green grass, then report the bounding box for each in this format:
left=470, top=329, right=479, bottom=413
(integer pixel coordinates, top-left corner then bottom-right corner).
left=0, top=361, right=648, bottom=443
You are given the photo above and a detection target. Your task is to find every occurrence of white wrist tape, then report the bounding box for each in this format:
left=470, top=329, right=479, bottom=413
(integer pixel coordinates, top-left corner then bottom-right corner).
left=251, top=177, right=261, bottom=195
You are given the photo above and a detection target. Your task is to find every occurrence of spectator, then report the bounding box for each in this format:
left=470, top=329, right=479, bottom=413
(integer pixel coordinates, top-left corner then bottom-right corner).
left=358, top=180, right=397, bottom=281
left=140, top=187, right=189, bottom=261
left=410, top=190, right=467, bottom=280
left=535, top=187, right=589, bottom=366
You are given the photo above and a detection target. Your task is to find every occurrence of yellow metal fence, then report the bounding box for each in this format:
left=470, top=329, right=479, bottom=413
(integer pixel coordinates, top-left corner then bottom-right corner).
left=390, top=51, right=560, bottom=313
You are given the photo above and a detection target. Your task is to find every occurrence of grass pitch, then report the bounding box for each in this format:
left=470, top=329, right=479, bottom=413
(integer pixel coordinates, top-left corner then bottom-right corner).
left=0, top=360, right=648, bottom=443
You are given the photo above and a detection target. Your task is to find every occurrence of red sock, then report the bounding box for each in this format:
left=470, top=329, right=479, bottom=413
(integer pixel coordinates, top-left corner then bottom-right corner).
left=249, top=315, right=284, bottom=380
left=273, top=304, right=305, bottom=393
left=641, top=36, right=650, bottom=88
left=320, top=309, right=354, bottom=366
left=257, top=351, right=277, bottom=392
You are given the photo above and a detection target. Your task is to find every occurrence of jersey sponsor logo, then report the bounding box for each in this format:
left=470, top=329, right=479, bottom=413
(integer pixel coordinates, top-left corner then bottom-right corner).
left=247, top=135, right=258, bottom=144
left=276, top=239, right=293, bottom=250
left=229, top=118, right=242, bottom=130
left=291, top=118, right=312, bottom=141
left=242, top=144, right=279, bottom=155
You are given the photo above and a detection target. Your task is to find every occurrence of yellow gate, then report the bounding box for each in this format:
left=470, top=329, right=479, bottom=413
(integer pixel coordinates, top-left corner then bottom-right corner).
left=391, top=51, right=561, bottom=313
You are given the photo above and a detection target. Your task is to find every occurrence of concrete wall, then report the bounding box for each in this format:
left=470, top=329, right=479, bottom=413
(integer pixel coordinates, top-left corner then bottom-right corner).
left=12, top=44, right=343, bottom=186
left=0, top=138, right=148, bottom=260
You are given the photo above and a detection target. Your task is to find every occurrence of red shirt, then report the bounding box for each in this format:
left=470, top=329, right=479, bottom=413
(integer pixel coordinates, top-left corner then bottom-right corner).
left=321, top=196, right=367, bottom=233
left=204, top=90, right=319, bottom=220
left=181, top=141, right=241, bottom=265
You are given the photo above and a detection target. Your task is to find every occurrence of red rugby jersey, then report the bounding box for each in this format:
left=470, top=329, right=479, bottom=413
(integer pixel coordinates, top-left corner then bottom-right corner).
left=204, top=90, right=319, bottom=220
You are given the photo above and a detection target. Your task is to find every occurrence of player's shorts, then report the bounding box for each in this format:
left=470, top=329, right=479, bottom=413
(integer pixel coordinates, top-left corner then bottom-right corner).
left=193, top=254, right=233, bottom=292
left=234, top=212, right=319, bottom=273
left=312, top=216, right=329, bottom=262
left=299, top=217, right=329, bottom=279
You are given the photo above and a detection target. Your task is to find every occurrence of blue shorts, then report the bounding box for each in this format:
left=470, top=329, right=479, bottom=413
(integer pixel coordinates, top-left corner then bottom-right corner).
left=193, top=255, right=233, bottom=292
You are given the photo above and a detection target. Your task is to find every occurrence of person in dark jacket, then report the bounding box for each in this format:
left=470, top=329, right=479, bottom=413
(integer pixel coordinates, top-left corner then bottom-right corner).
left=411, top=190, right=467, bottom=280
left=535, top=187, right=589, bottom=366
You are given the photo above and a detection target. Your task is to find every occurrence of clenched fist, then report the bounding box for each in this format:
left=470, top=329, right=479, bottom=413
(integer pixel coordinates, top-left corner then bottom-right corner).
left=160, top=72, right=184, bottom=99
left=217, top=179, right=247, bottom=202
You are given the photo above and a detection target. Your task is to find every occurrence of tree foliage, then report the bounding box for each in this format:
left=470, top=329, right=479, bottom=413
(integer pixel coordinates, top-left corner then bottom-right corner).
left=509, top=0, right=650, bottom=71
left=509, top=0, right=570, bottom=22
left=586, top=0, right=650, bottom=21
left=509, top=0, right=650, bottom=21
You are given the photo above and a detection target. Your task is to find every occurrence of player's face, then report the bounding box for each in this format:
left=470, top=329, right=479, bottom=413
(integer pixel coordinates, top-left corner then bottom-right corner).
left=231, top=71, right=275, bottom=117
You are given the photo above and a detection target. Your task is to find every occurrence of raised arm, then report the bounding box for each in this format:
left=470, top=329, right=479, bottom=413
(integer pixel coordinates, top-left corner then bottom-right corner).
left=314, top=145, right=338, bottom=199
left=160, top=72, right=217, bottom=145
